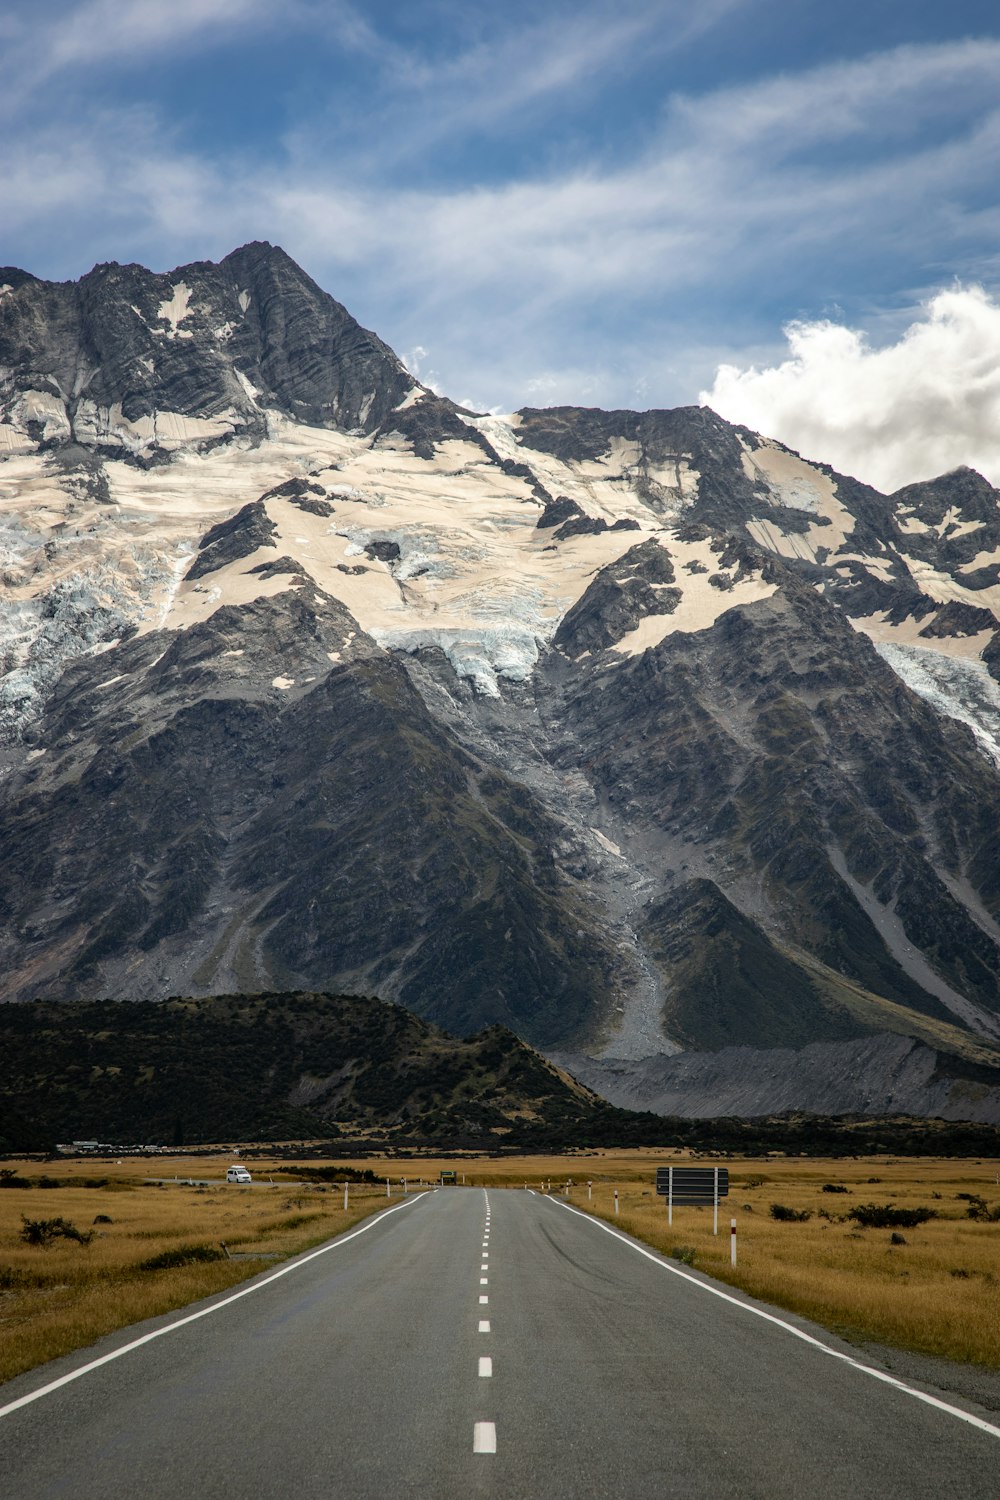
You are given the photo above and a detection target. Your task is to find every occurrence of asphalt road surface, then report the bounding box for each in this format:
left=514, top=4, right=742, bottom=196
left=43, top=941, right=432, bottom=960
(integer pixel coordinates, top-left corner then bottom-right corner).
left=2, top=1187, right=998, bottom=1498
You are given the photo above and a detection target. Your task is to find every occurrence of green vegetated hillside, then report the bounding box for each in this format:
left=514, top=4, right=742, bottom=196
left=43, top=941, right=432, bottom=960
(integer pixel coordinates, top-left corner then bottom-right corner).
left=0, top=990, right=604, bottom=1147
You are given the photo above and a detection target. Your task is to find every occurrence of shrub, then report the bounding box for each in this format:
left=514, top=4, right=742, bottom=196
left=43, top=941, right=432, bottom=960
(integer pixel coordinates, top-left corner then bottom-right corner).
left=770, top=1204, right=812, bottom=1222
left=890, top=1232, right=907, bottom=1246
left=20, top=1216, right=94, bottom=1247
left=671, top=1246, right=697, bottom=1265
left=93, top=1214, right=113, bottom=1225
left=138, top=1244, right=225, bottom=1271
left=0, top=1169, right=30, bottom=1189
left=821, top=1184, right=849, bottom=1194
left=848, top=1204, right=935, bottom=1229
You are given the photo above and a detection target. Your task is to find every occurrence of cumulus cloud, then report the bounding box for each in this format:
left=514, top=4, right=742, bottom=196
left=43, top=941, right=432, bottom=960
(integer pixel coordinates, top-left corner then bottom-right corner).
left=702, top=288, right=1000, bottom=493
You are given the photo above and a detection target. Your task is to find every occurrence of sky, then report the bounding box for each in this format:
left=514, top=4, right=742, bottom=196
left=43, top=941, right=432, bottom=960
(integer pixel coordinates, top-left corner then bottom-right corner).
left=4, top=0, right=1000, bottom=489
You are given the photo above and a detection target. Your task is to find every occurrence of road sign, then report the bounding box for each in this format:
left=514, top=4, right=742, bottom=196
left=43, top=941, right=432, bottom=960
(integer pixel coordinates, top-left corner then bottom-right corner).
left=655, top=1167, right=729, bottom=1204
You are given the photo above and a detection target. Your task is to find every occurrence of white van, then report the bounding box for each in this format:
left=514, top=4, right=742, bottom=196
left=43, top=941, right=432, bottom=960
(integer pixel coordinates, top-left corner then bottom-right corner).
left=226, top=1166, right=252, bottom=1184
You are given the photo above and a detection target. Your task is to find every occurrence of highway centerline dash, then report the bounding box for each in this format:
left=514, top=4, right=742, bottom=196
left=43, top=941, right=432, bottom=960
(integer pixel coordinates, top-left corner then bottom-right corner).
left=473, top=1421, right=497, bottom=1454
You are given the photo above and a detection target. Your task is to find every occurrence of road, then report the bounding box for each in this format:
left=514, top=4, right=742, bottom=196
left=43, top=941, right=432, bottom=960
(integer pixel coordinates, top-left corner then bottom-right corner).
left=1, top=1187, right=998, bottom=1498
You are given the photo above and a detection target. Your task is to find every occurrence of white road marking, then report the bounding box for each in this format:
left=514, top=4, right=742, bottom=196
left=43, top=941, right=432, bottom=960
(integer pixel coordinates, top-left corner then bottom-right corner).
left=481, top=1262, right=488, bottom=1270
left=479, top=1356, right=493, bottom=1378
left=554, top=1200, right=1000, bottom=1443
left=480, top=1277, right=488, bottom=1285
left=0, top=1193, right=429, bottom=1421
left=478, top=1320, right=490, bottom=1333
left=479, top=1294, right=489, bottom=1304
left=473, top=1420, right=497, bottom=1454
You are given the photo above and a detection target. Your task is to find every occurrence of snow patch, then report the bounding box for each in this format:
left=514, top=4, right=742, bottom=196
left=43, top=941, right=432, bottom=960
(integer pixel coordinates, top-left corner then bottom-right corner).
left=238, top=290, right=251, bottom=313
left=234, top=369, right=260, bottom=404
left=156, top=283, right=193, bottom=339
left=271, top=676, right=295, bottom=690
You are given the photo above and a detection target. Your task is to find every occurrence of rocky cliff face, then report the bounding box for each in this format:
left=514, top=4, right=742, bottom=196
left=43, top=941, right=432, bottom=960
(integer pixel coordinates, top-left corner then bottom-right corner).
left=2, top=244, right=1000, bottom=1118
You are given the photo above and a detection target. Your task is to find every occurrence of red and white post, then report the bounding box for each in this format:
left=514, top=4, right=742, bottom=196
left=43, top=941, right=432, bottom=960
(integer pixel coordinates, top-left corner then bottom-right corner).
left=730, top=1217, right=737, bottom=1267
left=614, top=1189, right=619, bottom=1216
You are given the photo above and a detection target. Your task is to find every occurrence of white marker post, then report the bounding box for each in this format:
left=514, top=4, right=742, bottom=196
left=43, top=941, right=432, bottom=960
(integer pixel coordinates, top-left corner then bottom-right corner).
left=386, top=1178, right=390, bottom=1198
left=403, top=1178, right=408, bottom=1196
left=731, top=1217, right=737, bottom=1267
left=587, top=1180, right=592, bottom=1200
left=343, top=1183, right=349, bottom=1211
left=614, top=1189, right=619, bottom=1216
left=713, top=1166, right=719, bottom=1236
left=668, top=1166, right=674, bottom=1227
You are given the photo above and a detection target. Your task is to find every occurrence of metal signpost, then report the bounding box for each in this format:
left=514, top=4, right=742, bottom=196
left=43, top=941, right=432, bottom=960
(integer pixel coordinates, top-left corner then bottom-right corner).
left=655, top=1166, right=730, bottom=1233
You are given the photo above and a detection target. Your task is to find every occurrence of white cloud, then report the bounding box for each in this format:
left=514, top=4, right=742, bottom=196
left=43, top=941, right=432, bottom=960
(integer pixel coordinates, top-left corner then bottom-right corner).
left=4, top=32, right=1000, bottom=426
left=702, top=287, right=1000, bottom=492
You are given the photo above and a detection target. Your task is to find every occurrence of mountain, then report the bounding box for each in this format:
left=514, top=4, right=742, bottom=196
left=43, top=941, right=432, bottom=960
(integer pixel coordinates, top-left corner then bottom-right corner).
left=2, top=243, right=1000, bottom=1120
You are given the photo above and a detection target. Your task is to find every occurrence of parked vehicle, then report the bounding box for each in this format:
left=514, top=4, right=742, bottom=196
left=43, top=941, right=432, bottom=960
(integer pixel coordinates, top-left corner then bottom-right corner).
left=226, top=1166, right=252, bottom=1184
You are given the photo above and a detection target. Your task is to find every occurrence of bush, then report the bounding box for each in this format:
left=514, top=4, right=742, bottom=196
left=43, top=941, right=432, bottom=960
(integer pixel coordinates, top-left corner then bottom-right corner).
left=821, top=1183, right=849, bottom=1194
left=0, top=1169, right=30, bottom=1189
left=138, top=1244, right=225, bottom=1271
left=890, top=1232, right=907, bottom=1245
left=848, top=1204, right=936, bottom=1229
left=671, top=1246, right=697, bottom=1265
left=770, top=1204, right=812, bottom=1222
left=20, top=1215, right=94, bottom=1247
left=93, top=1214, right=113, bottom=1225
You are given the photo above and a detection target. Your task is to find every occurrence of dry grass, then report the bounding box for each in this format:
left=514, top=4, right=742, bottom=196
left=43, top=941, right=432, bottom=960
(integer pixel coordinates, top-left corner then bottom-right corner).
left=4, top=1148, right=999, bottom=1383
left=0, top=1153, right=412, bottom=1386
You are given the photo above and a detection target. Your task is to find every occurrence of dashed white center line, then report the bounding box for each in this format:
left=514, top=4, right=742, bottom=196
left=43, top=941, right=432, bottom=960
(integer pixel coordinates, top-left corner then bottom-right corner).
left=480, top=1277, right=488, bottom=1285
left=481, top=1262, right=488, bottom=1270
left=478, top=1320, right=490, bottom=1333
left=473, top=1420, right=497, bottom=1454
left=479, top=1356, right=493, bottom=1378
left=479, top=1294, right=489, bottom=1304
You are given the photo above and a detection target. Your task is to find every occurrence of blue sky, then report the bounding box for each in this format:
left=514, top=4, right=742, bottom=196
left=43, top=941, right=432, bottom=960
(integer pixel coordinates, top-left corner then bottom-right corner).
left=4, top=1, right=1000, bottom=482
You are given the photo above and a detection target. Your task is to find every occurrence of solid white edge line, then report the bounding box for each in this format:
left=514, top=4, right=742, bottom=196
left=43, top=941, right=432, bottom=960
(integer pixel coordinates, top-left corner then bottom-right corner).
left=0, top=1192, right=430, bottom=1421
left=473, top=1419, right=497, bottom=1453
left=552, top=1200, right=1000, bottom=1442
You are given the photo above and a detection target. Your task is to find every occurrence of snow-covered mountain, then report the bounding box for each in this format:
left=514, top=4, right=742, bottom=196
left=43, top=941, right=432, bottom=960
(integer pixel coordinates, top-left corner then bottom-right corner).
left=3, top=243, right=1000, bottom=1120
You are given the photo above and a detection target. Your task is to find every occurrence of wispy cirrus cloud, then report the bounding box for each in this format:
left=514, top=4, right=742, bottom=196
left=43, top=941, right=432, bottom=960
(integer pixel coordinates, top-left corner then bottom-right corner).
left=3, top=13, right=1000, bottom=468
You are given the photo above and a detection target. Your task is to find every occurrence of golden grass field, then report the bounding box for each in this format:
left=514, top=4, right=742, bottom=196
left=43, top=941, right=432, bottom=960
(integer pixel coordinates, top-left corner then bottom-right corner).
left=2, top=1148, right=999, bottom=1385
